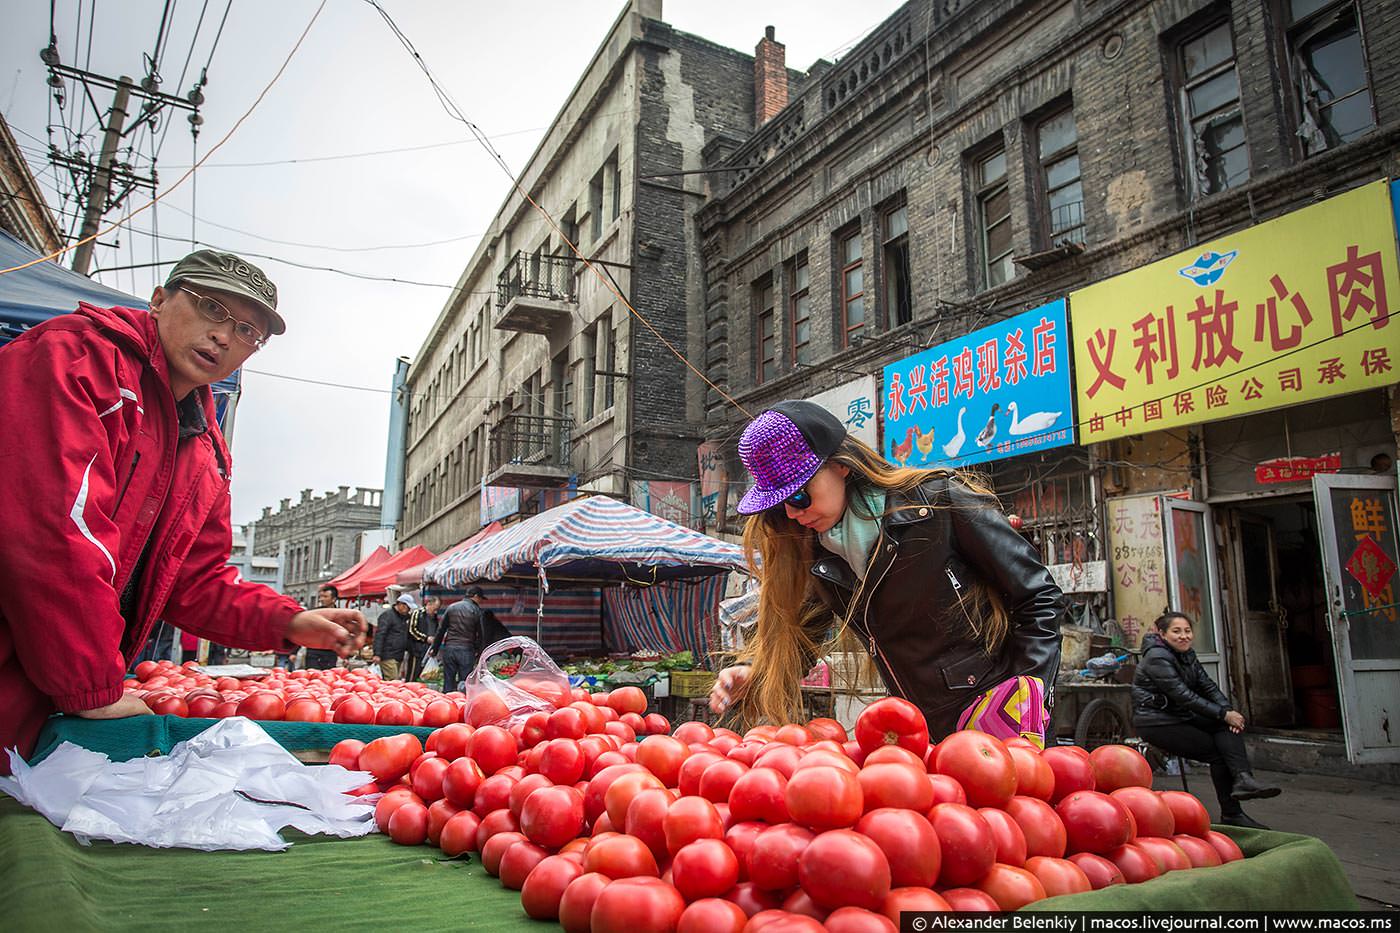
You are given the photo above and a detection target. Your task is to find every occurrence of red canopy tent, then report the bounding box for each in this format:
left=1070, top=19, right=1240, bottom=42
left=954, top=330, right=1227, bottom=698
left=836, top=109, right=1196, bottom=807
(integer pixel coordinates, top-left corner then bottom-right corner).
left=340, top=545, right=436, bottom=599
left=323, top=545, right=391, bottom=594
left=397, top=522, right=503, bottom=587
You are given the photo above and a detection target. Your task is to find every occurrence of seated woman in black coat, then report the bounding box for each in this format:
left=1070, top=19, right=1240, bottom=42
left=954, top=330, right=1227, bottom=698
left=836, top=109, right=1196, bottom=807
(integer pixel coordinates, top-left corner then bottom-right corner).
left=1132, top=612, right=1282, bottom=829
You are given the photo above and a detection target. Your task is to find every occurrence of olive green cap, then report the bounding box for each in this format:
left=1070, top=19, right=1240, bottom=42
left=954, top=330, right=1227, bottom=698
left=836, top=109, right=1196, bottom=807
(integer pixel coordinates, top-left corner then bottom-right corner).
left=165, top=249, right=285, bottom=335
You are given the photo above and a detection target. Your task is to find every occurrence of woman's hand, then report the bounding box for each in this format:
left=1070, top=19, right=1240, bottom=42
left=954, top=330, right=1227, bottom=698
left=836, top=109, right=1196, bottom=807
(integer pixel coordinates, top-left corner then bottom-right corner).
left=710, top=665, right=752, bottom=715
left=287, top=608, right=368, bottom=658
left=74, top=693, right=154, bottom=720
left=1224, top=710, right=1246, bottom=734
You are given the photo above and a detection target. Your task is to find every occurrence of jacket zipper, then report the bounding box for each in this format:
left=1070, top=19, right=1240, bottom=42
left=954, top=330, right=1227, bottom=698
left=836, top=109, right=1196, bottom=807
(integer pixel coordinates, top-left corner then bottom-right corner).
left=860, top=534, right=912, bottom=699
left=114, top=451, right=141, bottom=511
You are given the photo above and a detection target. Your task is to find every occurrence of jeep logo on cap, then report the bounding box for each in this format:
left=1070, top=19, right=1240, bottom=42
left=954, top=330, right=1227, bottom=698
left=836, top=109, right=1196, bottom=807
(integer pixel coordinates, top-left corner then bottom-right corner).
left=218, top=253, right=277, bottom=304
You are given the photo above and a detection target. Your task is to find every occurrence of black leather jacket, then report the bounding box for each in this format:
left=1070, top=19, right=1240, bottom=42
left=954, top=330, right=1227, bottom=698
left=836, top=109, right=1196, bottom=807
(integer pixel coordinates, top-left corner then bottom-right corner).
left=1131, top=632, right=1232, bottom=727
left=811, top=476, right=1065, bottom=739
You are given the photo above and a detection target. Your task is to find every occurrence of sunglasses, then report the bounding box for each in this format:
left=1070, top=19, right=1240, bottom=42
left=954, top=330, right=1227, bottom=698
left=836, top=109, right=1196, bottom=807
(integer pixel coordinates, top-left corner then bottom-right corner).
left=179, top=286, right=267, bottom=349
left=783, top=485, right=813, bottom=510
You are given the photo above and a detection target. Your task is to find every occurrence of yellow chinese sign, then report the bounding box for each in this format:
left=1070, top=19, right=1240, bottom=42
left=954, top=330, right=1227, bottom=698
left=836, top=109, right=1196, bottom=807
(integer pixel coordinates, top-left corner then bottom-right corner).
left=1070, top=181, right=1400, bottom=441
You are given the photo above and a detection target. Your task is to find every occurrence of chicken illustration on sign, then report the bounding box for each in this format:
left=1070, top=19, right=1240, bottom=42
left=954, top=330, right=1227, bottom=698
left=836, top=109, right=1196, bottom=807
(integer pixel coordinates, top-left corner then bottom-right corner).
left=882, top=298, right=1075, bottom=468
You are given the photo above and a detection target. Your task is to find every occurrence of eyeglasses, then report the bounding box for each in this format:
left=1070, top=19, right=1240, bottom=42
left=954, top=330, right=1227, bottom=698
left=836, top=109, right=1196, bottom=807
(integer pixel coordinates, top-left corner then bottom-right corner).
left=179, top=286, right=267, bottom=349
left=784, top=485, right=813, bottom=510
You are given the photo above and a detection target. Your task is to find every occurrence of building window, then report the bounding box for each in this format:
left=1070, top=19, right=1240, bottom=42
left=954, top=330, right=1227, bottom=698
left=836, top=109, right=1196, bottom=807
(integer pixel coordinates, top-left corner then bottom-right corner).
left=838, top=228, right=864, bottom=347
left=790, top=254, right=811, bottom=366
left=755, top=277, right=777, bottom=383
left=582, top=325, right=598, bottom=423
left=603, top=319, right=617, bottom=410
left=882, top=204, right=911, bottom=326
left=975, top=148, right=1014, bottom=289
left=1284, top=0, right=1375, bottom=156
left=1177, top=21, right=1249, bottom=197
left=1037, top=109, right=1085, bottom=245
left=608, top=154, right=621, bottom=223
left=589, top=169, right=605, bottom=243
left=552, top=350, right=574, bottom=424
left=324, top=535, right=333, bottom=565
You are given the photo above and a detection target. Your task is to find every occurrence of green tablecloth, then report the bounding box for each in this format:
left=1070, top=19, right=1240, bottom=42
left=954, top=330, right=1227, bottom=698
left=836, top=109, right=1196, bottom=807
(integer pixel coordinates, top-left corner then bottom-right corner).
left=30, top=715, right=436, bottom=765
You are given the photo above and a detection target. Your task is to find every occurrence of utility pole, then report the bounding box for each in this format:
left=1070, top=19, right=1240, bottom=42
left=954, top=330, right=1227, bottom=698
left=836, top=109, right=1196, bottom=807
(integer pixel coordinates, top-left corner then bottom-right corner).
left=70, top=77, right=132, bottom=276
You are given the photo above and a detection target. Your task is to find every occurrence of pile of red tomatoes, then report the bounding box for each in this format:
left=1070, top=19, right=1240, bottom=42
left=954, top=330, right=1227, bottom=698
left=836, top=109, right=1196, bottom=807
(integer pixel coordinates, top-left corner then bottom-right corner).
left=342, top=696, right=1246, bottom=932
left=121, top=658, right=670, bottom=735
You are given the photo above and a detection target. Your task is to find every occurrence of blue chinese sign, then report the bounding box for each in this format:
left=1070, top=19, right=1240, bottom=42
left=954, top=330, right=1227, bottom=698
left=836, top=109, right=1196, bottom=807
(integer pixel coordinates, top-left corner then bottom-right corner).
left=881, top=299, right=1075, bottom=468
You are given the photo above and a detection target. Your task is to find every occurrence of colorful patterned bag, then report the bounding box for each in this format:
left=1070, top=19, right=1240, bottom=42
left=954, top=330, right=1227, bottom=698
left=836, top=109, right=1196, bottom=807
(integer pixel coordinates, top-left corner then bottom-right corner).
left=955, top=675, right=1050, bottom=749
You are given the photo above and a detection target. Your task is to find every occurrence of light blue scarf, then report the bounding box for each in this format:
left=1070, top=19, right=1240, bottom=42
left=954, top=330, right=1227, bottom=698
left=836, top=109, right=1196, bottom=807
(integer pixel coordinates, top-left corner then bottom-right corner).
left=819, top=485, right=886, bottom=581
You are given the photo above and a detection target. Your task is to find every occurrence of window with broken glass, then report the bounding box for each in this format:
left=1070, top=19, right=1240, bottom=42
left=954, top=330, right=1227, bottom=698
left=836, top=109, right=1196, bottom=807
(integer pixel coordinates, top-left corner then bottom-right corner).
left=1283, top=0, right=1376, bottom=156
left=1178, top=20, right=1250, bottom=197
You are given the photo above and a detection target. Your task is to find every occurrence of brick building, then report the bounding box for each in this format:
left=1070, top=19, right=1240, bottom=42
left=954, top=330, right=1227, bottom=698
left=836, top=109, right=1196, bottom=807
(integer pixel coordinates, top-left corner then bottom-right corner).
left=699, top=0, right=1400, bottom=765
left=0, top=115, right=63, bottom=256
left=247, top=486, right=383, bottom=605
left=397, top=0, right=811, bottom=550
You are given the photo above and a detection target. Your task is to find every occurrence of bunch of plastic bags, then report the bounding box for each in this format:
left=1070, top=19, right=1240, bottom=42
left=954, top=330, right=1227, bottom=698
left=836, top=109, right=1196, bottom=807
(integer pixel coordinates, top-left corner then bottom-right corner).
left=0, top=717, right=376, bottom=851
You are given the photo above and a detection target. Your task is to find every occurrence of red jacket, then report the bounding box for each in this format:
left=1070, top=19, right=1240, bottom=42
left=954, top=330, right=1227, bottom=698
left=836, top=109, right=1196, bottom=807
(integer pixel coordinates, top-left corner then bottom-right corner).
left=0, top=303, right=302, bottom=766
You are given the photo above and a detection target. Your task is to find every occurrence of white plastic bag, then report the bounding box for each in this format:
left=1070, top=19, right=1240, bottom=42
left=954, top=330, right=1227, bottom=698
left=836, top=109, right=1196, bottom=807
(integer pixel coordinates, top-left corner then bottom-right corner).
left=421, top=655, right=441, bottom=677
left=464, top=635, right=572, bottom=726
left=0, top=717, right=376, bottom=851
left=367, top=663, right=382, bottom=678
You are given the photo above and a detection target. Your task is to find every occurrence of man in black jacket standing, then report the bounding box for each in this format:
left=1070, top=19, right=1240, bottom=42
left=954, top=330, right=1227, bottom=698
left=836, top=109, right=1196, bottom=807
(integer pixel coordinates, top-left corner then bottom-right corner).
left=373, top=594, right=415, bottom=680
left=431, top=592, right=483, bottom=692
left=404, top=596, right=440, bottom=681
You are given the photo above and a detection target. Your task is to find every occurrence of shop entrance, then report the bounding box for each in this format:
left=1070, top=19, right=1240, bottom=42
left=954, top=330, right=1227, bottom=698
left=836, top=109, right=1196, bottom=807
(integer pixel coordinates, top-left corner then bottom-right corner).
left=1224, top=497, right=1339, bottom=733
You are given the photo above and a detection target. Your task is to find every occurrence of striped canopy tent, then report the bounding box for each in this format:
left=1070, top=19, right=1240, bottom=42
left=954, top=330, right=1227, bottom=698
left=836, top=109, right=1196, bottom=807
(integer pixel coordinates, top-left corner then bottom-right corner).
left=339, top=544, right=436, bottom=598
left=422, top=496, right=749, bottom=655
left=396, top=522, right=502, bottom=587
left=324, top=545, right=391, bottom=594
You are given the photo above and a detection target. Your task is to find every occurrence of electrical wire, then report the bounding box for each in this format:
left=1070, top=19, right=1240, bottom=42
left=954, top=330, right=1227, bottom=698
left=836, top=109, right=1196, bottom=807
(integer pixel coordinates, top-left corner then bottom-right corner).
left=0, top=0, right=328, bottom=276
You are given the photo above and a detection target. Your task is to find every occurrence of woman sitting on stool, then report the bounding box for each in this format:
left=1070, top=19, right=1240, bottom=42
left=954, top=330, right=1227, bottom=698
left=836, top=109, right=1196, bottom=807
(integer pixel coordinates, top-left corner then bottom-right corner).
left=1132, top=611, right=1281, bottom=829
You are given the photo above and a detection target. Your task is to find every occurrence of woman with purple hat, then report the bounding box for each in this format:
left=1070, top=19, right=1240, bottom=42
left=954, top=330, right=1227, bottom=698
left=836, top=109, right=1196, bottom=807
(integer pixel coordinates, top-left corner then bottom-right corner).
left=710, top=399, right=1065, bottom=744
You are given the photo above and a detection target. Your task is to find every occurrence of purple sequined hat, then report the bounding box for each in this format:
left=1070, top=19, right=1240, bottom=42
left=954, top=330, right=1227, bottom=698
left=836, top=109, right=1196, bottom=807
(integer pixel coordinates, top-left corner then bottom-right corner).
left=736, top=400, right=847, bottom=514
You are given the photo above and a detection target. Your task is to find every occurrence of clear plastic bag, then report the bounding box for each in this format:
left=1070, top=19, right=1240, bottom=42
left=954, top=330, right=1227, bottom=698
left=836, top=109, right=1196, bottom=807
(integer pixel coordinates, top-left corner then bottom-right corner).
left=463, top=635, right=572, bottom=726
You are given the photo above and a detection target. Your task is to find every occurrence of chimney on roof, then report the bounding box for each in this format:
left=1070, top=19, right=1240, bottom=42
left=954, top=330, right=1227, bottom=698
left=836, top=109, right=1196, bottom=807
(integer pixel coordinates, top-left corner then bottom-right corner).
left=339, top=485, right=350, bottom=501
left=261, top=506, right=272, bottom=519
left=279, top=498, right=291, bottom=511
left=754, top=26, right=788, bottom=127
left=301, top=488, right=313, bottom=504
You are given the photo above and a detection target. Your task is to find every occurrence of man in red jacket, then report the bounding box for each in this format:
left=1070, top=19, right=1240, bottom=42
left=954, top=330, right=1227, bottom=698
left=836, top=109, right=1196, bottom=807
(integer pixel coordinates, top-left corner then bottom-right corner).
left=0, top=250, right=366, bottom=770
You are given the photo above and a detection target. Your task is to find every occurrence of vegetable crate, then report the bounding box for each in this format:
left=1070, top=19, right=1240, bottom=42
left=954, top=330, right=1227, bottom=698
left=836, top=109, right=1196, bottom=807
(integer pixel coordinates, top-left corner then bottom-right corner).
left=668, top=670, right=716, bottom=698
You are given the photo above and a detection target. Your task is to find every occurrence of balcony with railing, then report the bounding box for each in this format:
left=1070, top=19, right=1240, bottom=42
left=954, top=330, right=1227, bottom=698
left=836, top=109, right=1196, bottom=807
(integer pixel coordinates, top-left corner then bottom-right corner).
left=486, top=413, right=574, bottom=488
left=495, top=250, right=577, bottom=334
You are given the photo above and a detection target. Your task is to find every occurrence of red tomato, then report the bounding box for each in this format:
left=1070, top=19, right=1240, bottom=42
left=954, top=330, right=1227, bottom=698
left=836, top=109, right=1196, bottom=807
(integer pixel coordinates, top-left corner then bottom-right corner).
left=1042, top=746, right=1096, bottom=803
left=1205, top=830, right=1245, bottom=863
left=473, top=774, right=519, bottom=820
left=824, top=907, right=897, bottom=932
left=1107, top=842, right=1162, bottom=884
left=880, top=887, right=951, bottom=923
left=332, top=695, right=375, bottom=724
left=508, top=773, right=553, bottom=819
left=785, top=766, right=863, bottom=830
left=1058, top=790, right=1135, bottom=856
left=375, top=700, right=414, bottom=726
left=442, top=757, right=485, bottom=808
left=545, top=707, right=586, bottom=740
left=1008, top=746, right=1054, bottom=800
left=135, top=660, right=159, bottom=681
left=1172, top=833, right=1225, bottom=868
left=236, top=693, right=284, bottom=720
left=1160, top=790, right=1212, bottom=838
left=927, top=773, right=967, bottom=806
left=411, top=756, right=451, bottom=803
left=858, top=762, right=933, bottom=813
left=1025, top=855, right=1092, bottom=896
left=605, top=770, right=666, bottom=829
left=798, top=829, right=891, bottom=912
left=671, top=838, right=740, bottom=901
left=211, top=700, right=239, bottom=718
left=727, top=767, right=790, bottom=824
left=626, top=787, right=677, bottom=860
left=678, top=897, right=747, bottom=933
left=419, top=699, right=458, bottom=728
left=360, top=733, right=423, bottom=784
left=467, top=725, right=519, bottom=776
left=480, top=830, right=528, bottom=876
left=467, top=691, right=512, bottom=727
left=520, top=785, right=585, bottom=849
left=747, top=911, right=825, bottom=933
left=748, top=822, right=816, bottom=891
left=862, top=745, right=923, bottom=769
left=1003, top=794, right=1067, bottom=858
left=185, top=695, right=221, bottom=718
left=807, top=718, right=849, bottom=743
left=855, top=807, right=941, bottom=888
left=1088, top=744, right=1155, bottom=791
left=672, top=721, right=714, bottom=745
left=636, top=735, right=689, bottom=786
left=328, top=739, right=365, bottom=771
left=1111, top=786, right=1175, bottom=837
left=753, top=744, right=804, bottom=778
left=929, top=803, right=997, bottom=887
left=979, top=806, right=1029, bottom=866
left=934, top=731, right=1018, bottom=809
left=520, top=854, right=586, bottom=920
left=791, top=749, right=858, bottom=774
left=438, top=809, right=479, bottom=856
left=854, top=697, right=930, bottom=757
left=724, top=821, right=766, bottom=882
left=538, top=738, right=587, bottom=786
left=589, top=877, right=685, bottom=933
left=280, top=697, right=324, bottom=722
left=1066, top=851, right=1124, bottom=889
left=723, top=882, right=785, bottom=918
left=558, top=872, right=611, bottom=933
left=431, top=722, right=475, bottom=761
left=644, top=713, right=671, bottom=735
left=1135, top=836, right=1192, bottom=873
left=977, top=863, right=1048, bottom=909
left=608, top=686, right=648, bottom=716
left=696, top=758, right=749, bottom=804
left=664, top=795, right=725, bottom=856
left=499, top=838, right=550, bottom=890
left=387, top=801, right=429, bottom=846
left=584, top=833, right=660, bottom=879
left=939, top=888, right=1001, bottom=911
left=781, top=889, right=830, bottom=921
left=150, top=696, right=189, bottom=717
left=474, top=807, right=520, bottom=852
left=582, top=763, right=644, bottom=824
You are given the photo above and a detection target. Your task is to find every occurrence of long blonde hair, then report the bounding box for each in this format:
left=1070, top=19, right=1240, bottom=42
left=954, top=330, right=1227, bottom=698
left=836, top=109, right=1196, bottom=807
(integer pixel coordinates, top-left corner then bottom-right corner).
left=733, top=436, right=1011, bottom=726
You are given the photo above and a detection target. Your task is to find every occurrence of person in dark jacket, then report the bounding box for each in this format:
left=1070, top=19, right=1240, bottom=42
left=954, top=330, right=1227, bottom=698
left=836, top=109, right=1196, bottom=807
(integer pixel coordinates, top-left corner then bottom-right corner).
left=709, top=400, right=1065, bottom=743
left=431, top=594, right=484, bottom=692
left=1133, top=611, right=1280, bottom=828
left=404, top=595, right=440, bottom=681
left=467, top=585, right=513, bottom=650
left=373, top=594, right=415, bottom=680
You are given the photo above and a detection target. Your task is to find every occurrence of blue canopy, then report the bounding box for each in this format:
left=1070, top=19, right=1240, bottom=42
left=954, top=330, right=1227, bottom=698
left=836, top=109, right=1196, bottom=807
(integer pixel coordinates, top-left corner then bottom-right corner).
left=0, top=229, right=241, bottom=432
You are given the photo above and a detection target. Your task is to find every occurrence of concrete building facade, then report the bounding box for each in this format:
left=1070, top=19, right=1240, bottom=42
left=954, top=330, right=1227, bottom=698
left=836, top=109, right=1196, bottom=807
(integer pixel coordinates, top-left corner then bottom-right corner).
left=398, top=0, right=815, bottom=551
left=247, top=486, right=383, bottom=606
left=0, top=116, right=63, bottom=256
left=229, top=523, right=282, bottom=590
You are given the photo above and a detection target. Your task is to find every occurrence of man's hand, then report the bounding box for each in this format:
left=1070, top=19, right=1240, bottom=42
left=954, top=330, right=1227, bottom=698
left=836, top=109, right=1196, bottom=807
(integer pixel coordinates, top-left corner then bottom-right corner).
left=709, top=664, right=752, bottom=715
left=287, top=608, right=368, bottom=658
left=1224, top=710, right=1246, bottom=734
left=74, top=693, right=154, bottom=720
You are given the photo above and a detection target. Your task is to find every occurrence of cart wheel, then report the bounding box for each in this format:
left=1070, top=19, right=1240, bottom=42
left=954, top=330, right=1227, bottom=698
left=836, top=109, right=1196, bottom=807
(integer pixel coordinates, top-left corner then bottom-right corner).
left=1073, top=697, right=1129, bottom=749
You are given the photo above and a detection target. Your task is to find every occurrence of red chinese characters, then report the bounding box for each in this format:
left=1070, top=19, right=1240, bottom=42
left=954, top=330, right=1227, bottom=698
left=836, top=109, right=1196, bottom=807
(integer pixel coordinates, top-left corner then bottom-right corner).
left=1328, top=246, right=1390, bottom=336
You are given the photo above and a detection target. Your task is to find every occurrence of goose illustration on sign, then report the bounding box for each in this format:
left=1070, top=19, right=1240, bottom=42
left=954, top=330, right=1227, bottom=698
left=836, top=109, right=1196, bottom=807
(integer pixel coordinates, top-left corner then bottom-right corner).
left=882, top=299, right=1075, bottom=468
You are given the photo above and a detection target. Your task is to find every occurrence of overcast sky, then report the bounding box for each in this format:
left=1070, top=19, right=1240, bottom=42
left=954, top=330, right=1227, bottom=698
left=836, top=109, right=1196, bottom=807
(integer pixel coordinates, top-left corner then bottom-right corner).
left=3, top=0, right=904, bottom=529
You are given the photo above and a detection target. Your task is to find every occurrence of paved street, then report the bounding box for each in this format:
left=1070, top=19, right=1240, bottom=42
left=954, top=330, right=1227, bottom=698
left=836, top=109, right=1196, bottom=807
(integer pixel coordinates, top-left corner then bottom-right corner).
left=1155, top=769, right=1400, bottom=909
